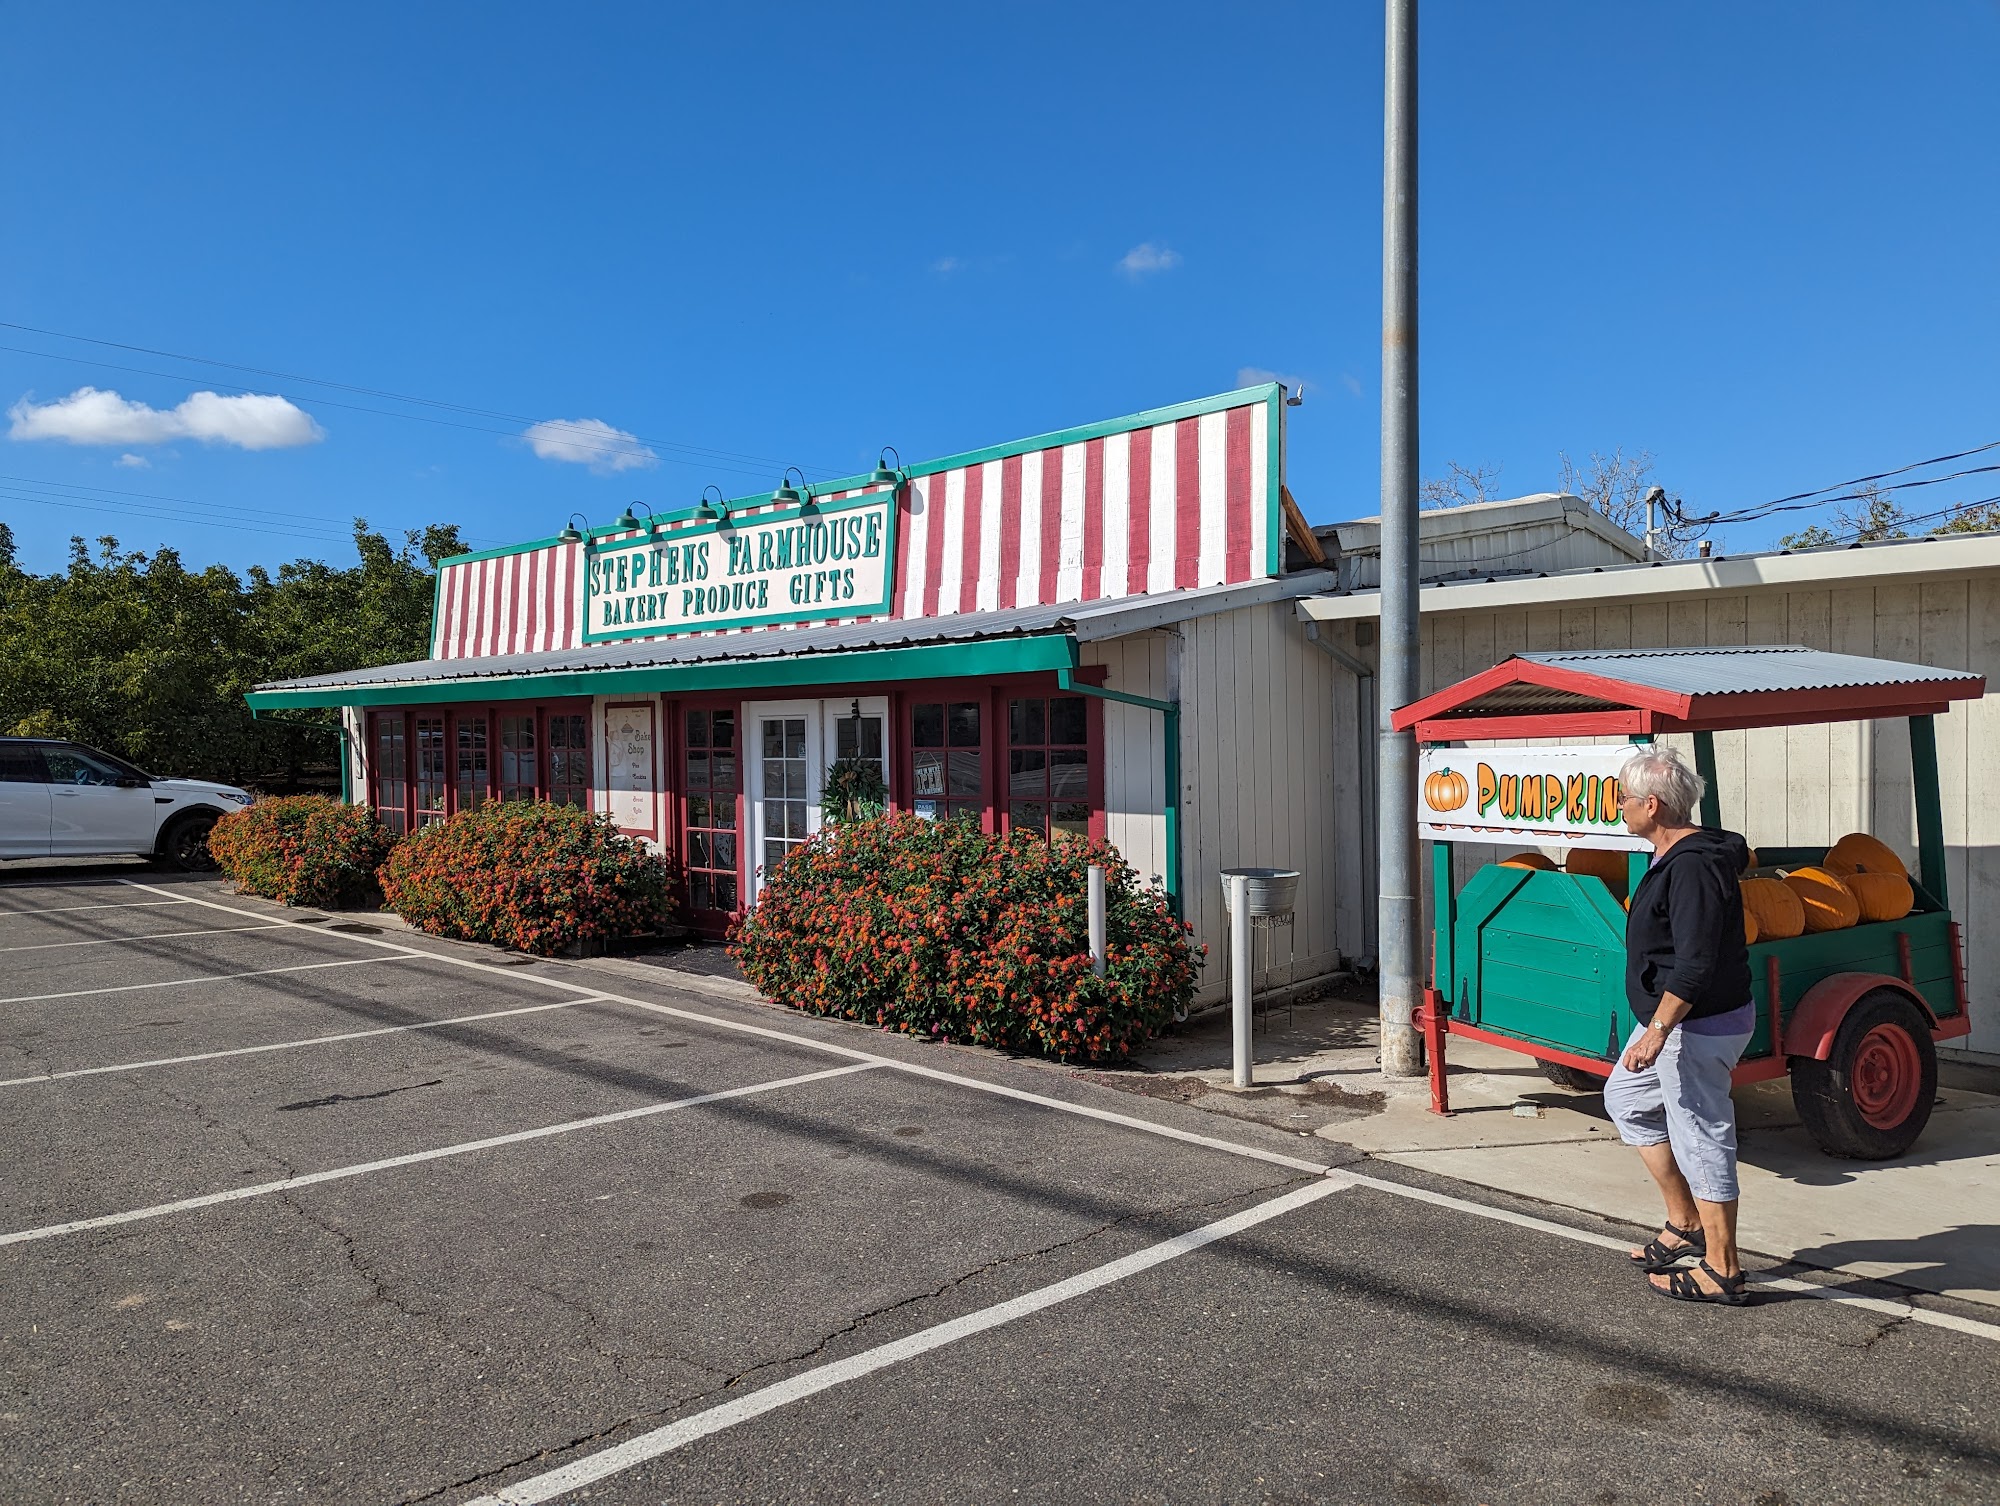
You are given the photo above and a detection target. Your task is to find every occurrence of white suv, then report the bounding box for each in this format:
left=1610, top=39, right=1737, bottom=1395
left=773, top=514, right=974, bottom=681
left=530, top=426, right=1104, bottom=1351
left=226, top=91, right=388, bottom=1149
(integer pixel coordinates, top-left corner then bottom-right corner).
left=0, top=738, right=254, bottom=869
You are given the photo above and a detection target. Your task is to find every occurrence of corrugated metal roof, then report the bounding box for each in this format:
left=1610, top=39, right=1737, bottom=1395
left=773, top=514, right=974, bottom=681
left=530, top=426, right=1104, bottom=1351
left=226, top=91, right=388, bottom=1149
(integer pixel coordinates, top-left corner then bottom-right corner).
left=253, top=571, right=1335, bottom=693
left=1514, top=646, right=1981, bottom=698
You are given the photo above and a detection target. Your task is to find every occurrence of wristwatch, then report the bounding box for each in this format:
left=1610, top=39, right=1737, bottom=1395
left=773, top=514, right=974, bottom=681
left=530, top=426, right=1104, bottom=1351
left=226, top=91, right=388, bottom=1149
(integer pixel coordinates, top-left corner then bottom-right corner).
left=1648, top=1020, right=1673, bottom=1037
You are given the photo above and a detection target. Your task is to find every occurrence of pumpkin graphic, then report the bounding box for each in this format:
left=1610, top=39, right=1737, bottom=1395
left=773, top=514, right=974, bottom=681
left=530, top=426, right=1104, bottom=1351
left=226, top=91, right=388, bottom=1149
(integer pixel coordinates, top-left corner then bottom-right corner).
left=1425, top=766, right=1470, bottom=812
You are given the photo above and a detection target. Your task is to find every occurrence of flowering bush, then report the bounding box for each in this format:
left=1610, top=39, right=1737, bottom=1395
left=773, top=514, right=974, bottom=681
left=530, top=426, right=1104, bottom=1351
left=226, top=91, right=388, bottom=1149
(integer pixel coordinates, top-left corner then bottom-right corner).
left=207, top=796, right=398, bottom=909
left=730, top=812, right=1203, bottom=1062
left=379, top=801, right=680, bottom=956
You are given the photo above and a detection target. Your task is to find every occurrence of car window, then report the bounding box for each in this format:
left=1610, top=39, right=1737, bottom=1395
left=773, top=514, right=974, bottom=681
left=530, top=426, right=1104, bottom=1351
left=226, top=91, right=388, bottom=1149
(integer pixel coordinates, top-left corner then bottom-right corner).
left=0, top=746, right=47, bottom=784
left=43, top=746, right=132, bottom=787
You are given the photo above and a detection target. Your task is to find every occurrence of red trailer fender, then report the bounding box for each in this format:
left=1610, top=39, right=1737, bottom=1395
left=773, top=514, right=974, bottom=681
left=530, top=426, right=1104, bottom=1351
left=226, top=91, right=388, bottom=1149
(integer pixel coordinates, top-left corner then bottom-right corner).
left=1785, top=973, right=1937, bottom=1062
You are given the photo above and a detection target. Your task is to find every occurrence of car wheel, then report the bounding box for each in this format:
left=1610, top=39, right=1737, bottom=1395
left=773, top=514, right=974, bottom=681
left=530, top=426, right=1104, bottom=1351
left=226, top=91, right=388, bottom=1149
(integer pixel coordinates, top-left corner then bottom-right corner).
left=159, top=812, right=219, bottom=872
left=1791, top=989, right=1938, bottom=1160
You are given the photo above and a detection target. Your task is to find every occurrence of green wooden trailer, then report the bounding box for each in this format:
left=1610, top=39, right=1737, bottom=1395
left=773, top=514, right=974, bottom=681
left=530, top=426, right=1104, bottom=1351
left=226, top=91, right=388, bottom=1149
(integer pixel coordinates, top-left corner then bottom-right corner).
left=1395, top=647, right=1985, bottom=1159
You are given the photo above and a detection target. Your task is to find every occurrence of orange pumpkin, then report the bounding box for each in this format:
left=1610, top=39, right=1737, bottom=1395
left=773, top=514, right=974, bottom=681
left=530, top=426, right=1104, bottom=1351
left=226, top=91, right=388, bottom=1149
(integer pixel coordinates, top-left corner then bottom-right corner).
left=1846, top=869, right=1915, bottom=922
left=1741, top=877, right=1805, bottom=940
left=1565, top=846, right=1629, bottom=900
left=1499, top=852, right=1557, bottom=871
left=1745, top=907, right=1760, bottom=945
left=1824, top=831, right=1907, bottom=880
left=1425, top=766, right=1470, bottom=813
left=1782, top=866, right=1861, bottom=932
left=1743, top=847, right=1759, bottom=873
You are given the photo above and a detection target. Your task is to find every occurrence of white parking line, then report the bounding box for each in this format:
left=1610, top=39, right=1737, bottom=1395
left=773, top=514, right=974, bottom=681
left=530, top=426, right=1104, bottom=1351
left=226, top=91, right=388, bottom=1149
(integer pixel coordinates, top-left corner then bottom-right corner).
left=0, top=923, right=290, bottom=955
left=0, top=993, right=618, bottom=1089
left=0, top=1061, right=879, bottom=1249
left=109, top=880, right=2000, bottom=1345
left=0, top=955, right=411, bottom=1005
left=0, top=898, right=194, bottom=917
left=463, top=1174, right=1352, bottom=1506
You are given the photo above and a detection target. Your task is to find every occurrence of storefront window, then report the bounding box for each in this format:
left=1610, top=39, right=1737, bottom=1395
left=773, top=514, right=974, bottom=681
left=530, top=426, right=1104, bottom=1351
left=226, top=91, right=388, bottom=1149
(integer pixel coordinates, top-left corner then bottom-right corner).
left=499, top=714, right=537, bottom=802
left=1007, top=696, right=1090, bottom=839
left=548, top=713, right=589, bottom=808
left=414, top=716, right=448, bottom=826
left=455, top=715, right=490, bottom=811
left=911, top=700, right=983, bottom=823
left=684, top=709, right=739, bottom=913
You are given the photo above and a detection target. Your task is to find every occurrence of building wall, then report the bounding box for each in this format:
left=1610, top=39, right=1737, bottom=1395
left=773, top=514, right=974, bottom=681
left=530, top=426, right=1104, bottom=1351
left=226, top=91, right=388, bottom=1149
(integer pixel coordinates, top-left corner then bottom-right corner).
left=1087, top=602, right=1346, bottom=1007
left=1324, top=574, right=2000, bottom=1055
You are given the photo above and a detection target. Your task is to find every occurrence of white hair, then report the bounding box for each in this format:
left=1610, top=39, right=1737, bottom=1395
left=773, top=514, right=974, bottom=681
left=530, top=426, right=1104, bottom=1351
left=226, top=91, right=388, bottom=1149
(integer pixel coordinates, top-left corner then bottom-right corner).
left=1619, top=746, right=1706, bottom=825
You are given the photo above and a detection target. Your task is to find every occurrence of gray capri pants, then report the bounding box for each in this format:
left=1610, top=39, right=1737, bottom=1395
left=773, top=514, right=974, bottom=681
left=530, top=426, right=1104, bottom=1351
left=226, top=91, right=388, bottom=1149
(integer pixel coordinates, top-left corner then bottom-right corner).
left=1603, top=1021, right=1754, bottom=1203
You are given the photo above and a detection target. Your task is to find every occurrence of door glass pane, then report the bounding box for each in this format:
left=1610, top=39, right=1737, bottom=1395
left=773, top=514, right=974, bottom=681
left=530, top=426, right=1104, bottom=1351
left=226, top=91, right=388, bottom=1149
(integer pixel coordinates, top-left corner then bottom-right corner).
left=912, top=701, right=982, bottom=822
left=913, top=703, right=944, bottom=748
left=547, top=713, right=589, bottom=808
left=415, top=717, right=448, bottom=824
left=1006, top=697, right=1092, bottom=840
left=683, top=708, right=740, bottom=913
left=455, top=716, right=489, bottom=811
left=499, top=715, right=537, bottom=801
left=372, top=715, right=408, bottom=835
left=759, top=716, right=811, bottom=877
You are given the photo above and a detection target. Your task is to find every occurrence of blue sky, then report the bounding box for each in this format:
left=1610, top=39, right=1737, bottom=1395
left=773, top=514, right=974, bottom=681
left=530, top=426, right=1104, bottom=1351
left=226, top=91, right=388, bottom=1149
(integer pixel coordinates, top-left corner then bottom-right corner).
left=2, top=1, right=1996, bottom=572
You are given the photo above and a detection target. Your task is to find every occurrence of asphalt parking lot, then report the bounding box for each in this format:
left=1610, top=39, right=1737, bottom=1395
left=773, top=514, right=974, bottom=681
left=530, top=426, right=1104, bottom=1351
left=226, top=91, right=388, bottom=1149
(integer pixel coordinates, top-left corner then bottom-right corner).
left=4, top=869, right=1999, bottom=1506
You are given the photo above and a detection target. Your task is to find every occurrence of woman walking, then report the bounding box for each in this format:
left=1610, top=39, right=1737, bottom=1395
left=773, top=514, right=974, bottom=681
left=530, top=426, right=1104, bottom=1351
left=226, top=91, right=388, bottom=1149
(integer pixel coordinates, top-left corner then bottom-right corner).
left=1603, top=745, right=1756, bottom=1305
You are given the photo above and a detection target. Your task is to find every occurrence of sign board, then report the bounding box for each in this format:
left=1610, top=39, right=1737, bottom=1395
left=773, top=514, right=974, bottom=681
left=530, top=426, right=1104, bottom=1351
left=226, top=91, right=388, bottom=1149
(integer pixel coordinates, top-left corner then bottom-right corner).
left=582, top=491, right=897, bottom=643
left=1418, top=743, right=1647, bottom=851
left=604, top=701, right=659, bottom=839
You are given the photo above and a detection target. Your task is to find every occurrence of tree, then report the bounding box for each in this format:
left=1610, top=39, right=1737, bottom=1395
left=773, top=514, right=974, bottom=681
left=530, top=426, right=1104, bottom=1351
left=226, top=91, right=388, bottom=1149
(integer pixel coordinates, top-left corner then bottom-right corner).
left=1420, top=461, right=1503, bottom=509
left=1778, top=484, right=1910, bottom=550
left=0, top=520, right=463, bottom=788
left=1557, top=448, right=1708, bottom=559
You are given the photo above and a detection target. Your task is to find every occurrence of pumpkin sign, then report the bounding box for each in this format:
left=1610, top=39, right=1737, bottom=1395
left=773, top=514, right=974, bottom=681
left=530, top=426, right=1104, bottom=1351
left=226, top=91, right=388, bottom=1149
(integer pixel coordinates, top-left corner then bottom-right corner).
left=1425, top=766, right=1470, bottom=812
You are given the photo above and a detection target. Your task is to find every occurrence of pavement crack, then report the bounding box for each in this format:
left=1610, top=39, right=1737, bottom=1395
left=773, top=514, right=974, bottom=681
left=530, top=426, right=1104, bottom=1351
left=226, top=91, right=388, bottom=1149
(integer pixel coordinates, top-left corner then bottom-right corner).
left=399, top=1176, right=1311, bottom=1505
left=278, top=1194, right=484, bottom=1360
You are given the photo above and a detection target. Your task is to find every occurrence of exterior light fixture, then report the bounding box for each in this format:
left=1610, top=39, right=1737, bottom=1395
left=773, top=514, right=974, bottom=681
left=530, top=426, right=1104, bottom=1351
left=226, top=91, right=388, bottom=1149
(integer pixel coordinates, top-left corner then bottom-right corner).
left=557, top=512, right=590, bottom=544
left=774, top=467, right=815, bottom=512
left=615, top=502, right=652, bottom=532
left=868, top=447, right=903, bottom=487
left=696, top=485, right=729, bottom=522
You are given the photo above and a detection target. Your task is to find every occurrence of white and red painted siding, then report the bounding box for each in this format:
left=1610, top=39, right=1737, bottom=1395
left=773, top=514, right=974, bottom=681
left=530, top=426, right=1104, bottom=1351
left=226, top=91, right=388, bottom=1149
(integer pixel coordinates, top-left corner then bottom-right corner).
left=430, top=392, right=1277, bottom=661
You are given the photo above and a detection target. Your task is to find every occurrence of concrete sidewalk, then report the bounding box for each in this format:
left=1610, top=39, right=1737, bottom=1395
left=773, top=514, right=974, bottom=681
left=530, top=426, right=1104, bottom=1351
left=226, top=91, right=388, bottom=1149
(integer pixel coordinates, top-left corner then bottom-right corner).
left=1122, top=989, right=2000, bottom=1310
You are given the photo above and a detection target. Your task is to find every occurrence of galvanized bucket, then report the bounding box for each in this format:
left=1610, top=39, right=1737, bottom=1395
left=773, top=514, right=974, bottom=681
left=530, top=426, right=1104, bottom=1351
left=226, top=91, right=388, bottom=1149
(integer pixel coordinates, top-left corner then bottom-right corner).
left=1219, top=867, right=1300, bottom=920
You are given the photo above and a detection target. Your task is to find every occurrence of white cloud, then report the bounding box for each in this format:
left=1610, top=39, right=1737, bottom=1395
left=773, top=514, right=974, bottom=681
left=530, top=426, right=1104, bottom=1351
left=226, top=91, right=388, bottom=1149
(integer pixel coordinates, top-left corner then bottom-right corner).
left=931, top=256, right=962, bottom=275
left=6, top=386, right=324, bottom=450
left=1341, top=372, right=1364, bottom=397
left=1237, top=366, right=1306, bottom=392
left=1117, top=242, right=1182, bottom=279
left=522, top=417, right=659, bottom=476
left=114, top=452, right=151, bottom=469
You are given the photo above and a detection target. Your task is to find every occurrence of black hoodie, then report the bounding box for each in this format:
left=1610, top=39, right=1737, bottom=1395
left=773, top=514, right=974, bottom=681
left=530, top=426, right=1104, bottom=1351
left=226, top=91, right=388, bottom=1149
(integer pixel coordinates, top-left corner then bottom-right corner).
left=1624, top=826, right=1753, bottom=1024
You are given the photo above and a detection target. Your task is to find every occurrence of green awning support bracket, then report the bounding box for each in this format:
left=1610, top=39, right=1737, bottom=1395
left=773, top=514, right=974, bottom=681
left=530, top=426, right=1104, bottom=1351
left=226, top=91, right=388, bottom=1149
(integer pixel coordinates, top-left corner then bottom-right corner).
left=1055, top=667, right=1183, bottom=919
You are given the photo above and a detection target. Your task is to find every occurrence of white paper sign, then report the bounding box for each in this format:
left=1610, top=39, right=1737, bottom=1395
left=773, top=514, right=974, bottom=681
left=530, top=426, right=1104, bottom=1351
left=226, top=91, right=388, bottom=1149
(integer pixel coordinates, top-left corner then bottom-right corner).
left=605, top=703, right=658, bottom=838
left=1419, top=743, right=1647, bottom=850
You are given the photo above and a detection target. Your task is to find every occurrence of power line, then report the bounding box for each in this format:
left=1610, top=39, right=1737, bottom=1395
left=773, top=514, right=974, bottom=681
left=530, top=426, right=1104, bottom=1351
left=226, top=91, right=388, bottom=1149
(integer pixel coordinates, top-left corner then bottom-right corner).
left=1683, top=439, right=2000, bottom=527
left=0, top=320, right=845, bottom=481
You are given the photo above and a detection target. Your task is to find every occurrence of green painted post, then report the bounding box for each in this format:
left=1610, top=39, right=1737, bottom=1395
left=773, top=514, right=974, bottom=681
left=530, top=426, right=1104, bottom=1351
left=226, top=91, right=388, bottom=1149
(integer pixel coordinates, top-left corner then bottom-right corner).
left=1909, top=715, right=1949, bottom=908
left=1692, top=729, right=1721, bottom=828
left=1432, top=838, right=1454, bottom=994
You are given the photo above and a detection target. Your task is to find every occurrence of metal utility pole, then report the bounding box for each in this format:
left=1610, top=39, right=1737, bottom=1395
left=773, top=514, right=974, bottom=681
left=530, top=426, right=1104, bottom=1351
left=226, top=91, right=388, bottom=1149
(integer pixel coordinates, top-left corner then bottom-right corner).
left=1378, top=0, right=1423, bottom=1078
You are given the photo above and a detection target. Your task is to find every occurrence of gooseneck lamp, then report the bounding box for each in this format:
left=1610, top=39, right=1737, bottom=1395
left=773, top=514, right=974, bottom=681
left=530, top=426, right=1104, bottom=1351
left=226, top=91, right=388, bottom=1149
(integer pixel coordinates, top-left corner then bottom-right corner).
left=696, top=485, right=729, bottom=522
left=869, top=447, right=903, bottom=487
left=556, top=512, right=590, bottom=544
left=774, top=467, right=816, bottom=513
left=615, top=502, right=652, bottom=533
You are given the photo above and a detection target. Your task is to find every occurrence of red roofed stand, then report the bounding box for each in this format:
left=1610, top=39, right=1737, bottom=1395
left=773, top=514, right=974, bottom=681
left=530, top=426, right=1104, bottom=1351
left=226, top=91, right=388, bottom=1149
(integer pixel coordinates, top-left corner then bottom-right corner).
left=1392, top=646, right=1984, bottom=1160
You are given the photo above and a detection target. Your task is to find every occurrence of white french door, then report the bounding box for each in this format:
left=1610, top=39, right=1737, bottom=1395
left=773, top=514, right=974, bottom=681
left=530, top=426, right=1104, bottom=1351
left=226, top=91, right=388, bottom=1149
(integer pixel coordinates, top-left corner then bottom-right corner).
left=746, top=701, right=822, bottom=901
left=743, top=696, right=890, bottom=903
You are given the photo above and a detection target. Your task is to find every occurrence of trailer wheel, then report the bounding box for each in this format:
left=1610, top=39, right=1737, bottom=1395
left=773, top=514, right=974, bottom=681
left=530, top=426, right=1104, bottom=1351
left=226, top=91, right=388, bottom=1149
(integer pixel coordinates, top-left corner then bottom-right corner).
left=158, top=812, right=219, bottom=872
left=1539, top=1060, right=1603, bottom=1092
left=1791, top=990, right=1937, bottom=1160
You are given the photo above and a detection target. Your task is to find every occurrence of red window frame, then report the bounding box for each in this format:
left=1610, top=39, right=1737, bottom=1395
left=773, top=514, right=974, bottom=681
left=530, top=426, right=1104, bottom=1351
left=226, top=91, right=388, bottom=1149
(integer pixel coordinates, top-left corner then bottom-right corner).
left=668, top=695, right=745, bottom=927
left=365, top=700, right=592, bottom=831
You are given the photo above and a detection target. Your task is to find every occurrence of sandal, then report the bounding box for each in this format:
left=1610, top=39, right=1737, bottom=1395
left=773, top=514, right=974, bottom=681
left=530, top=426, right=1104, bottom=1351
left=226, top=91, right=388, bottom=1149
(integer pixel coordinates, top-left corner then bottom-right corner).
left=1653, top=1260, right=1749, bottom=1306
left=1629, top=1221, right=1706, bottom=1274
